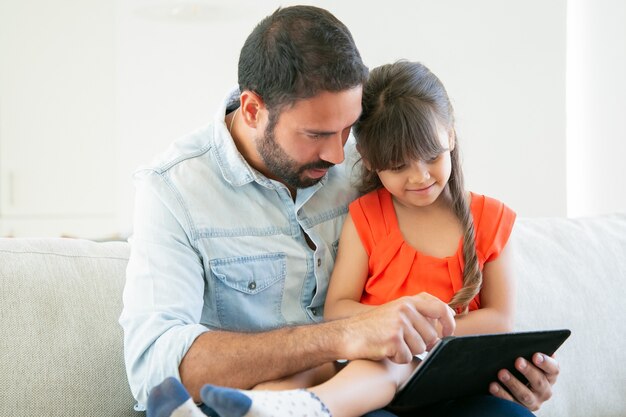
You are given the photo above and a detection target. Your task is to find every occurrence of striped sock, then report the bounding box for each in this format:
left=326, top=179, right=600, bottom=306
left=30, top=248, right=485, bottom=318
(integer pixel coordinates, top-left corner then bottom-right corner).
left=147, top=377, right=208, bottom=417
left=200, top=384, right=331, bottom=417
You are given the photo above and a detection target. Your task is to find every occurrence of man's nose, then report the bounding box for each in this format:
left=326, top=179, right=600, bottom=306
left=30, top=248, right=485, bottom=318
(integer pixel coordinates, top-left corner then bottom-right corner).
left=319, top=134, right=345, bottom=165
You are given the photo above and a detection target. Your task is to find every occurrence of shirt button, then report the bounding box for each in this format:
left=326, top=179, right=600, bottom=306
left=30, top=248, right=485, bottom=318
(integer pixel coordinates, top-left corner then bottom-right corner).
left=248, top=281, right=256, bottom=290
left=317, top=258, right=321, bottom=267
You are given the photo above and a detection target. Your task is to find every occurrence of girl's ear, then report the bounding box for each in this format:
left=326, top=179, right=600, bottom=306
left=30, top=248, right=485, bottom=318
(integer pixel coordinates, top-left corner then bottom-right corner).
left=448, top=129, right=456, bottom=151
left=240, top=90, right=266, bottom=129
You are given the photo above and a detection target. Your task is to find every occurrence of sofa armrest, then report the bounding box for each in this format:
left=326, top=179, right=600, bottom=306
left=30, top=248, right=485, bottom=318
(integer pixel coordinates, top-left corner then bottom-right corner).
left=0, top=238, right=138, bottom=416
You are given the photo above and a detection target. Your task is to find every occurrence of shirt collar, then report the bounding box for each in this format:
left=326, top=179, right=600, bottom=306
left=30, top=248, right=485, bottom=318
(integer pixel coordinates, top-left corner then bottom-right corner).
left=212, top=87, right=265, bottom=187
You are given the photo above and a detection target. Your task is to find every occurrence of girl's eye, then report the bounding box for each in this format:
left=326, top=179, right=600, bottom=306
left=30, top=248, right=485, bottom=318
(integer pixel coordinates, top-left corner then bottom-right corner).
left=427, top=155, right=441, bottom=164
left=389, top=164, right=406, bottom=172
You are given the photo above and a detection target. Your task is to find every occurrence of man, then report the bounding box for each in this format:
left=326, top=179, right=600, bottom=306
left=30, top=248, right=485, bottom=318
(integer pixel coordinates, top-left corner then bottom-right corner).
left=120, top=5, right=559, bottom=416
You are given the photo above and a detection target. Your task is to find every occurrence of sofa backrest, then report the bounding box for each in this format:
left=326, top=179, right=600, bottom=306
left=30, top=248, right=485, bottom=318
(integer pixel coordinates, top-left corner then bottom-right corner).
left=0, top=238, right=138, bottom=417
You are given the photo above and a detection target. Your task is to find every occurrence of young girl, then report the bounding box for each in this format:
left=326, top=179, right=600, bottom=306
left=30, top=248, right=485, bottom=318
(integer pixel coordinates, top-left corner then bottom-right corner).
left=148, top=61, right=524, bottom=417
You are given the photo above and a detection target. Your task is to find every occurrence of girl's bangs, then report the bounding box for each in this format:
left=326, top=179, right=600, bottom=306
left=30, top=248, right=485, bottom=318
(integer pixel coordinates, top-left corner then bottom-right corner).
left=366, top=103, right=446, bottom=171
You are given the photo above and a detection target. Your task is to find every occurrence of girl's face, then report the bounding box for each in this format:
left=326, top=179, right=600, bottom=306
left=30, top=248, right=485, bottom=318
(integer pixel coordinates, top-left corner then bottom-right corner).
left=376, top=124, right=454, bottom=209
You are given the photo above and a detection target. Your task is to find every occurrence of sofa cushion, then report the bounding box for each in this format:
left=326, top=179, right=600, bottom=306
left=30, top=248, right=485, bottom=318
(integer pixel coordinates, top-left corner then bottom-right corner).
left=512, top=214, right=626, bottom=417
left=0, top=238, right=138, bottom=417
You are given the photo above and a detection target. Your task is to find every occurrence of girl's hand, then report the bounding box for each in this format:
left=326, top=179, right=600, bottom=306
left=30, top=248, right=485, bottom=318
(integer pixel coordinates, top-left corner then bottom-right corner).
left=488, top=353, right=560, bottom=411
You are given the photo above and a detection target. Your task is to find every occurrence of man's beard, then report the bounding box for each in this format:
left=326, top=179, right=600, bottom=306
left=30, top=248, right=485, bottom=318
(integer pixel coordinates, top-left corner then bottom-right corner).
left=257, top=121, right=334, bottom=189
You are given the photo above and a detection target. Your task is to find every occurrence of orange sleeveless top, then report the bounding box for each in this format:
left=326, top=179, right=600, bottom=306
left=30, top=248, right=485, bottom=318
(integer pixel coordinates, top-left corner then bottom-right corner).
left=349, top=188, right=516, bottom=311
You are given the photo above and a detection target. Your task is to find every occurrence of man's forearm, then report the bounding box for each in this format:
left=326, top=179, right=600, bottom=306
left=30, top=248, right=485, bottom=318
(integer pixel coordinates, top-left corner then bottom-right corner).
left=179, top=321, right=345, bottom=401
left=179, top=294, right=457, bottom=401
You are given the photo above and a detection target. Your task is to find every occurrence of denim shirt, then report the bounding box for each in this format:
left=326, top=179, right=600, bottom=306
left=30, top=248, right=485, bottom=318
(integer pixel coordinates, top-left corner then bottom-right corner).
left=119, top=89, right=360, bottom=406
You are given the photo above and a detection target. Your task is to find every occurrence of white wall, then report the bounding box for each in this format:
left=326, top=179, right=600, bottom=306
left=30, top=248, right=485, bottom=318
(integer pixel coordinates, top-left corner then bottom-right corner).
left=115, top=0, right=567, bottom=238
left=2, top=0, right=623, bottom=238
left=567, top=0, right=626, bottom=217
left=0, top=0, right=117, bottom=238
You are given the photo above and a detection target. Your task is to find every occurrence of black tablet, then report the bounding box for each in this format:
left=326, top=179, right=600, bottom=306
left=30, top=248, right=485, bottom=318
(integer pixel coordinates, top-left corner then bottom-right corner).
left=389, top=329, right=571, bottom=411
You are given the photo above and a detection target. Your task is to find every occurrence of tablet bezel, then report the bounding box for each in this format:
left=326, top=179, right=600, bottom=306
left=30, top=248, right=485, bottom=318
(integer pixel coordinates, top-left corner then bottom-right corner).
left=389, top=329, right=571, bottom=411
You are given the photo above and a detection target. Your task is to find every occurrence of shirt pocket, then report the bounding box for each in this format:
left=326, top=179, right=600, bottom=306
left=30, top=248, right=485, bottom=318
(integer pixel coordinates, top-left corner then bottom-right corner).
left=209, top=253, right=286, bottom=331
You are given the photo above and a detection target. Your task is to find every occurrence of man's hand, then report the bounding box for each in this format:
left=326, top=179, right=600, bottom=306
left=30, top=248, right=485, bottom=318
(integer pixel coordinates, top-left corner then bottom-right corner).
left=489, top=353, right=560, bottom=411
left=179, top=293, right=455, bottom=401
left=339, top=293, right=456, bottom=364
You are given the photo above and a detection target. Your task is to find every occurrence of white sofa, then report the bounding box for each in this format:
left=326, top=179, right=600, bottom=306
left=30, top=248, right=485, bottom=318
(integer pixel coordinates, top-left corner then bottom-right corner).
left=1, top=214, right=625, bottom=417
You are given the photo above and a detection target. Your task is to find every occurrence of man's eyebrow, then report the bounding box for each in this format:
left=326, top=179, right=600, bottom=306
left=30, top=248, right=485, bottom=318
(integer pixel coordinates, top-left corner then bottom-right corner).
left=302, top=116, right=361, bottom=136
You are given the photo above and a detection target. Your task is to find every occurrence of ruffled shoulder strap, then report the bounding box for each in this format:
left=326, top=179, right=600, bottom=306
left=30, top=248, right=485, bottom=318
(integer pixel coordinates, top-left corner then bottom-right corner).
left=470, top=192, right=517, bottom=263
left=348, top=189, right=395, bottom=256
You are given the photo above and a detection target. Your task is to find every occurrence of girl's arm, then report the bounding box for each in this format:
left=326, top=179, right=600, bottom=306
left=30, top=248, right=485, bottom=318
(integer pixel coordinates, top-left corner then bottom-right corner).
left=453, top=237, right=516, bottom=336
left=324, top=213, right=375, bottom=320
left=325, top=213, right=455, bottom=358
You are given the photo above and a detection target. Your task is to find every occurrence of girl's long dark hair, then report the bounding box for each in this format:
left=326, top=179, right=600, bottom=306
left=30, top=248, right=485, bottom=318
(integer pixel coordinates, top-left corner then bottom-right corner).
left=354, top=61, right=480, bottom=313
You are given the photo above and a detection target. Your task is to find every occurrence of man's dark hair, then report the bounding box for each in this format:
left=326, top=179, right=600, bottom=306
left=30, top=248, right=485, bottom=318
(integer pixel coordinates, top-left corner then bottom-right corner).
left=238, top=5, right=369, bottom=111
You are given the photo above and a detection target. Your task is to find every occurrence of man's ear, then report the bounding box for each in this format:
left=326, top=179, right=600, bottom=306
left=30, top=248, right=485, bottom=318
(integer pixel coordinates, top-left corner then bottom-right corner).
left=240, top=90, right=266, bottom=129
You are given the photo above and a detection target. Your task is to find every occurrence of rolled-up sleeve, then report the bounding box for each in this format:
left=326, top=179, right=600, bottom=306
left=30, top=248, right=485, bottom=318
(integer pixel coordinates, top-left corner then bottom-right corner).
left=119, top=169, right=209, bottom=407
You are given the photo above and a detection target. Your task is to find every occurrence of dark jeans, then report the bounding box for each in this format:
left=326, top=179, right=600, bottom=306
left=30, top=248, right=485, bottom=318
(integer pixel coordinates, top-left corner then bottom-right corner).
left=364, top=395, right=535, bottom=417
